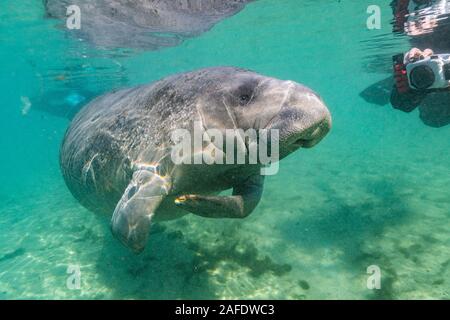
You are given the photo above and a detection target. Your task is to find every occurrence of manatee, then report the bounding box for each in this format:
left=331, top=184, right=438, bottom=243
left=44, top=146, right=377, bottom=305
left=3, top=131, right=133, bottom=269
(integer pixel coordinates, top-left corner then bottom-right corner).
left=44, top=0, right=254, bottom=50
left=31, top=65, right=128, bottom=119
left=60, top=67, right=332, bottom=253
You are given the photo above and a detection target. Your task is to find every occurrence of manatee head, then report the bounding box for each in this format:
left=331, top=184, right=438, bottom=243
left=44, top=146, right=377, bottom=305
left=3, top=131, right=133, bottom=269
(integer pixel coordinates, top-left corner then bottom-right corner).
left=195, top=67, right=332, bottom=160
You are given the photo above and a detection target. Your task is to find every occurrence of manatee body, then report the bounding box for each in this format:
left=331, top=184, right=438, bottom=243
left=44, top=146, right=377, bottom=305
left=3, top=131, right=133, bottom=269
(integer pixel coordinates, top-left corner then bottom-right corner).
left=60, top=67, right=332, bottom=252
left=44, top=0, right=254, bottom=49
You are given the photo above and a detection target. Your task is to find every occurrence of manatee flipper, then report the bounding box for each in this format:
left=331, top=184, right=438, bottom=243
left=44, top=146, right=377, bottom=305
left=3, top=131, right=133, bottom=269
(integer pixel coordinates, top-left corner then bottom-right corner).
left=111, top=169, right=170, bottom=253
left=175, top=175, right=264, bottom=218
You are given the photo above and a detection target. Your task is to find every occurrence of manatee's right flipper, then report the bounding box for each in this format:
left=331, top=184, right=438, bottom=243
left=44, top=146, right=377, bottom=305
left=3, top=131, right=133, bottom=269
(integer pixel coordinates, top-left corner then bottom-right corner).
left=111, top=169, right=171, bottom=253
left=175, top=174, right=264, bottom=219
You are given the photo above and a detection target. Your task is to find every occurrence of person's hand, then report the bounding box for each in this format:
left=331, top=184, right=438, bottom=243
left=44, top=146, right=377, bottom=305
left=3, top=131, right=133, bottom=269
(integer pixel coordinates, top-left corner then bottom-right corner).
left=404, top=48, right=434, bottom=64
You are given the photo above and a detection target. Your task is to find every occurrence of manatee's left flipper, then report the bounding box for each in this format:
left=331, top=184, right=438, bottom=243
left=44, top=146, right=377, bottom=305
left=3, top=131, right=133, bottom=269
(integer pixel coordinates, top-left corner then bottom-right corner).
left=111, top=170, right=171, bottom=253
left=175, top=175, right=264, bottom=218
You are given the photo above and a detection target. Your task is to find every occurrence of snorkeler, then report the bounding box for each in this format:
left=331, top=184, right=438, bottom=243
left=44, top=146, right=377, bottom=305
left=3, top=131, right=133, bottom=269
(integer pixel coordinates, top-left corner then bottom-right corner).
left=389, top=0, right=450, bottom=127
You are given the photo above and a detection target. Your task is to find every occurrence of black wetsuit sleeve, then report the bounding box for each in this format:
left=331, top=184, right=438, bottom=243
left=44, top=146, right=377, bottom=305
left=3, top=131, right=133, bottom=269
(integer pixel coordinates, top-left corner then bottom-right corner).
left=390, top=85, right=428, bottom=112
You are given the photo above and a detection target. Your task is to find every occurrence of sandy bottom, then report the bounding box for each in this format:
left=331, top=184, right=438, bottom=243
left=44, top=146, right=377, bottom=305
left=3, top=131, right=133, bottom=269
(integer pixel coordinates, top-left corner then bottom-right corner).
left=0, top=148, right=448, bottom=300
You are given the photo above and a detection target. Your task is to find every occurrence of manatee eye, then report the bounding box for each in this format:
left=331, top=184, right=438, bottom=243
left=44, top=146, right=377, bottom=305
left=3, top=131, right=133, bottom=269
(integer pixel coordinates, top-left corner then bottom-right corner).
left=239, top=94, right=250, bottom=104
left=233, top=80, right=259, bottom=106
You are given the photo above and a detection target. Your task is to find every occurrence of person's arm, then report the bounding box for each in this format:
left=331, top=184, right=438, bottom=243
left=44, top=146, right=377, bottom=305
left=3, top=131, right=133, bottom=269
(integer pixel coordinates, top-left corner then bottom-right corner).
left=391, top=0, right=410, bottom=32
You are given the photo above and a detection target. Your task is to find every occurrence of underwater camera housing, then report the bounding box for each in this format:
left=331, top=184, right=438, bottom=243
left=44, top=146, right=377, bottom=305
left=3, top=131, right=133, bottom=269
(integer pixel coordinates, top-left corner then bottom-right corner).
left=406, top=54, right=450, bottom=91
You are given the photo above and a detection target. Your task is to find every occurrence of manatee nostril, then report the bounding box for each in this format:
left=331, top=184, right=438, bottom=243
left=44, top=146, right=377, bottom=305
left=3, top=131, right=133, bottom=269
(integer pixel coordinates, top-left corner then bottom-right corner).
left=293, top=137, right=311, bottom=146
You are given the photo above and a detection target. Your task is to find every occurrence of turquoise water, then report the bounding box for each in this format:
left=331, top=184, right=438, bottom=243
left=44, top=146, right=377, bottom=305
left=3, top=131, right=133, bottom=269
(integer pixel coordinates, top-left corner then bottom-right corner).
left=0, top=0, right=449, bottom=299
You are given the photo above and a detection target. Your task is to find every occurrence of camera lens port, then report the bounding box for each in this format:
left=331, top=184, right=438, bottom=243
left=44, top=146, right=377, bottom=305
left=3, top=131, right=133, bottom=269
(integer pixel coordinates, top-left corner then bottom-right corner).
left=410, top=65, right=435, bottom=90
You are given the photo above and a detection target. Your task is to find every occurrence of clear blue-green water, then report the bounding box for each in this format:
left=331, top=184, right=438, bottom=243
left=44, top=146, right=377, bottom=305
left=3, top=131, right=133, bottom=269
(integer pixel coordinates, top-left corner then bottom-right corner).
left=0, top=0, right=449, bottom=299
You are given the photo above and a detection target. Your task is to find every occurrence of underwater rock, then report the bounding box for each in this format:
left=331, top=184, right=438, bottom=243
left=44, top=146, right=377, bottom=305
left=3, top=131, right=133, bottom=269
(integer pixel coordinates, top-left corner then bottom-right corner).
left=298, top=279, right=310, bottom=290
left=44, top=0, right=254, bottom=50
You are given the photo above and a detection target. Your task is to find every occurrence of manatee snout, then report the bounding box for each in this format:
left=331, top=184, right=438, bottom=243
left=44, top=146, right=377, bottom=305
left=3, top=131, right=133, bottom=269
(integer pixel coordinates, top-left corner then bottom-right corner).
left=292, top=116, right=331, bottom=148
left=266, top=81, right=331, bottom=154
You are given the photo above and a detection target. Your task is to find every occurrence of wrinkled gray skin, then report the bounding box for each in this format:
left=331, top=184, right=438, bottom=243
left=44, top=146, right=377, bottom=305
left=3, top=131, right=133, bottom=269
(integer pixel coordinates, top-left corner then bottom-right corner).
left=60, top=67, right=332, bottom=253
left=44, top=0, right=253, bottom=49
